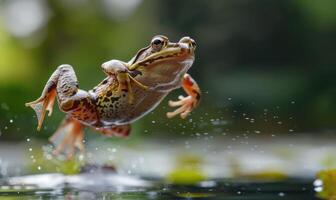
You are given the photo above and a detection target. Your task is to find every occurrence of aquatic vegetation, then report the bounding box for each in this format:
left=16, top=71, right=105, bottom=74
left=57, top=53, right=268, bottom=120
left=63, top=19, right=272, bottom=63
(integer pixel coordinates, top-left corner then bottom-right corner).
left=166, top=155, right=206, bottom=185
left=315, top=169, right=336, bottom=200
left=176, top=192, right=213, bottom=198
left=238, top=170, right=288, bottom=181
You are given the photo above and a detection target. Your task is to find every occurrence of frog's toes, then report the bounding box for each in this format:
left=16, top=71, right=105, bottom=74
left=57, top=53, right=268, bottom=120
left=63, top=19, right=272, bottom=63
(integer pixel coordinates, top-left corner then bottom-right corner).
left=167, top=95, right=195, bottom=119
left=25, top=90, right=57, bottom=131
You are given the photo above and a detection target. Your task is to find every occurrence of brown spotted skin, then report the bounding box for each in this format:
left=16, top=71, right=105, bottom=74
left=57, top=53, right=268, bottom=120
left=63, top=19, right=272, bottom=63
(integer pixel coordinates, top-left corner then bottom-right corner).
left=62, top=95, right=98, bottom=125
left=48, top=65, right=98, bottom=126
left=55, top=68, right=168, bottom=129
left=54, top=37, right=199, bottom=128
left=93, top=76, right=168, bottom=126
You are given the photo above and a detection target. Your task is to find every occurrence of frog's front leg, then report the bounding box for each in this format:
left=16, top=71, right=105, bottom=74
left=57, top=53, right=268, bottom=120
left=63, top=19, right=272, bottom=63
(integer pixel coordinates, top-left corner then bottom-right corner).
left=167, top=74, right=201, bottom=119
left=101, top=60, right=148, bottom=103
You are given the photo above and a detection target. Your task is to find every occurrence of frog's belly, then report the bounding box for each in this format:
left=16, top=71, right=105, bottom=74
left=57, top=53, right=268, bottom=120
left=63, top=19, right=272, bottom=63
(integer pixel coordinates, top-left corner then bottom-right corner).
left=97, top=89, right=168, bottom=126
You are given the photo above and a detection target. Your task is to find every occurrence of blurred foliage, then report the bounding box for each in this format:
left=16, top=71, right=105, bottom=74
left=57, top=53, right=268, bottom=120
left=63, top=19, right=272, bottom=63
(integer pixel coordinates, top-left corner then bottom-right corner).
left=0, top=0, right=335, bottom=141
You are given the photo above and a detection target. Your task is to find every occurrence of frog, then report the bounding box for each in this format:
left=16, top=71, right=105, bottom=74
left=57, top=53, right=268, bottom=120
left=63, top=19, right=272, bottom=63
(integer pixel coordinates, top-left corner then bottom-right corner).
left=26, top=35, right=201, bottom=158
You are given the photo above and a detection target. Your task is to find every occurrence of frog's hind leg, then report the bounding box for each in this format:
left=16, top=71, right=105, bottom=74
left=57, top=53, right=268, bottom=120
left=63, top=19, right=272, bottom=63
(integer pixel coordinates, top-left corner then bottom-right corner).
left=49, top=117, right=85, bottom=159
left=96, top=124, right=131, bottom=138
left=26, top=64, right=80, bottom=131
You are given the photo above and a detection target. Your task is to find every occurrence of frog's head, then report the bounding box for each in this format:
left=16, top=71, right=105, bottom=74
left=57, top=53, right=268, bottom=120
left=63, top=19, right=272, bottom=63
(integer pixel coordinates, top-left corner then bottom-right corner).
left=129, top=35, right=196, bottom=88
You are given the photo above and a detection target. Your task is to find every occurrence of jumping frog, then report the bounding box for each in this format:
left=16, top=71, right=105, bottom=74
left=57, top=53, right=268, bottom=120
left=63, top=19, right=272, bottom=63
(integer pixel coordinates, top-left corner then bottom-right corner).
left=26, top=35, right=201, bottom=158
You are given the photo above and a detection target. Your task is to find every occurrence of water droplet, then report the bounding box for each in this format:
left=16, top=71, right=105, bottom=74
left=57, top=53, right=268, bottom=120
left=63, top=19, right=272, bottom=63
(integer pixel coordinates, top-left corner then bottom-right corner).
left=313, top=179, right=322, bottom=187
left=254, top=130, right=261, bottom=134
left=9, top=119, right=13, bottom=123
left=147, top=191, right=157, bottom=198
left=29, top=148, right=32, bottom=151
left=185, top=141, right=190, bottom=149
left=151, top=120, right=156, bottom=124
left=199, top=181, right=217, bottom=188
left=45, top=154, right=52, bottom=160
left=278, top=192, right=285, bottom=197
left=227, top=97, right=232, bottom=101
left=37, top=166, right=42, bottom=170
left=26, top=138, right=30, bottom=142
left=78, top=154, right=84, bottom=161
left=291, top=101, right=295, bottom=104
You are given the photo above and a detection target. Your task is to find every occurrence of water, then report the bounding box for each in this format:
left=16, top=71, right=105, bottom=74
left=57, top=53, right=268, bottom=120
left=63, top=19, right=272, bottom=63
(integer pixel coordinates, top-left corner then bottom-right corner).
left=0, top=173, right=317, bottom=199
left=0, top=136, right=333, bottom=199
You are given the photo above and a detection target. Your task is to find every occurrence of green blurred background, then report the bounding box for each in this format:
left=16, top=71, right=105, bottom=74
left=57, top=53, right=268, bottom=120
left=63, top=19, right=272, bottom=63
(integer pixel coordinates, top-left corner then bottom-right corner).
left=0, top=0, right=335, bottom=141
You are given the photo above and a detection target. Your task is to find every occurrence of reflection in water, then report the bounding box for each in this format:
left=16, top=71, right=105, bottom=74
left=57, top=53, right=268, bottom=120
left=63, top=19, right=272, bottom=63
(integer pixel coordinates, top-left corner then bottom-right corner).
left=0, top=173, right=317, bottom=199
left=0, top=137, right=332, bottom=199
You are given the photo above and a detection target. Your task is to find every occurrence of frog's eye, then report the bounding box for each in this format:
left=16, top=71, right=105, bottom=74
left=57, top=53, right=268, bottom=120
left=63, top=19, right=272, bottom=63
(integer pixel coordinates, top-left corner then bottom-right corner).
left=151, top=37, right=165, bottom=52
left=191, top=40, right=197, bottom=49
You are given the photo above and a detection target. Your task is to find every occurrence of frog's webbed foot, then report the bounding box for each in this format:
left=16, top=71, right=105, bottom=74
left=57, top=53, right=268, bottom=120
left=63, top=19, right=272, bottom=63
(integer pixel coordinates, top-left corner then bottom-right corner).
left=167, top=74, right=201, bottom=119
left=102, top=60, right=148, bottom=104
left=25, top=81, right=57, bottom=131
left=49, top=118, right=85, bottom=160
